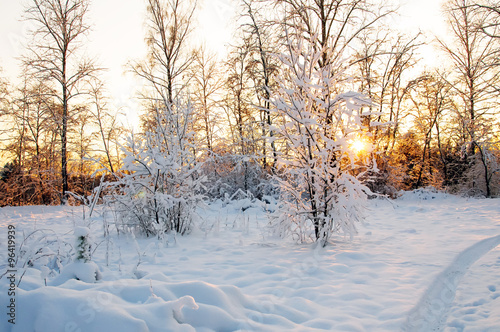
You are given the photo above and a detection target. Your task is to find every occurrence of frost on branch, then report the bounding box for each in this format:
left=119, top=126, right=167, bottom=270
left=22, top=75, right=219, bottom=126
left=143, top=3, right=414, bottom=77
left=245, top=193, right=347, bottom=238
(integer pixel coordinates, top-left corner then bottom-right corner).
left=270, top=34, right=377, bottom=244
left=106, top=97, right=204, bottom=236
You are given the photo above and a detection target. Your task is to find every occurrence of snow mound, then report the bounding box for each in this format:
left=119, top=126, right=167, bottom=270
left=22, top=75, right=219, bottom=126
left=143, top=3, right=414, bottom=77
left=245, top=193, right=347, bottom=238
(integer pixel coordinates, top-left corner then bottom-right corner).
left=2, top=277, right=289, bottom=332
left=50, top=261, right=102, bottom=285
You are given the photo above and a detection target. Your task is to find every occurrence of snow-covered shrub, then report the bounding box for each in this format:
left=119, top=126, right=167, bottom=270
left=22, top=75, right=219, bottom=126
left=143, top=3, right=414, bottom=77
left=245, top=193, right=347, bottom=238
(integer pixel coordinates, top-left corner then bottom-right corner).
left=105, top=98, right=204, bottom=236
left=12, top=229, right=72, bottom=285
left=201, top=153, right=272, bottom=200
left=270, top=33, right=377, bottom=244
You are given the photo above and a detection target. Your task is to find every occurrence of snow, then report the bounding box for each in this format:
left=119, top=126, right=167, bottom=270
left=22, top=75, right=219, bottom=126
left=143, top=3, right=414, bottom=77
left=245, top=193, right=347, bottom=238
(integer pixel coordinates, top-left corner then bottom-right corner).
left=74, top=227, right=91, bottom=238
left=1, top=191, right=500, bottom=331
left=50, top=261, right=102, bottom=285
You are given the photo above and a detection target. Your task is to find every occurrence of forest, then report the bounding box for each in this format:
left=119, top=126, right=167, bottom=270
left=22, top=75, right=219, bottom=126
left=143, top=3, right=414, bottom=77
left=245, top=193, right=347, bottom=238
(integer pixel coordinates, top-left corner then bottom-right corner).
left=0, top=0, right=499, bottom=240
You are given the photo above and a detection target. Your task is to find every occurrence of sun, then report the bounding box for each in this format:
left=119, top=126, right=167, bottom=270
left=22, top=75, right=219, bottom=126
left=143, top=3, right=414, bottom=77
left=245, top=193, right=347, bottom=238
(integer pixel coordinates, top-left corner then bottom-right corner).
left=351, top=139, right=367, bottom=154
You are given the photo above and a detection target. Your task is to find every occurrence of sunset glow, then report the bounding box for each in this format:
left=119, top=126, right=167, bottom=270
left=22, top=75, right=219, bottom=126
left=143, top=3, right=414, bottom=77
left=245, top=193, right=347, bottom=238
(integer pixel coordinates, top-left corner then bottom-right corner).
left=351, top=138, right=368, bottom=154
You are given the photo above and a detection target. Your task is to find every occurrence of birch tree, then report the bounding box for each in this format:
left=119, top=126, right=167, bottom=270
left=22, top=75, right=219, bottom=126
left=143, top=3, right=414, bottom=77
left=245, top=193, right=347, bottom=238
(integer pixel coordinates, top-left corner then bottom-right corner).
left=132, top=0, right=196, bottom=106
left=190, top=47, right=224, bottom=161
left=23, top=0, right=100, bottom=203
left=240, top=0, right=280, bottom=171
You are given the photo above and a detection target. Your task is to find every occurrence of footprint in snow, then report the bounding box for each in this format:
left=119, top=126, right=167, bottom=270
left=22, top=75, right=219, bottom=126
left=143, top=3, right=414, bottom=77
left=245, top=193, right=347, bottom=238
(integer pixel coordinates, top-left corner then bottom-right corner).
left=488, top=284, right=500, bottom=300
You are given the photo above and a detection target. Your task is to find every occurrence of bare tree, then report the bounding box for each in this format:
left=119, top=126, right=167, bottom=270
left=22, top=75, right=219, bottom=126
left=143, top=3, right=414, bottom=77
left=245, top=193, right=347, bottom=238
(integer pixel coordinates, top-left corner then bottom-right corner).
left=240, top=0, right=280, bottom=171
left=223, top=43, right=260, bottom=193
left=474, top=0, right=500, bottom=38
left=438, top=0, right=500, bottom=196
left=87, top=80, right=125, bottom=175
left=408, top=73, right=454, bottom=188
left=0, top=69, right=8, bottom=117
left=0, top=69, right=12, bottom=171
left=23, top=0, right=100, bottom=203
left=354, top=30, right=421, bottom=152
left=439, top=0, right=499, bottom=142
left=0, top=78, right=62, bottom=205
left=71, top=107, right=93, bottom=196
left=266, top=0, right=393, bottom=72
left=132, top=0, right=197, bottom=105
left=190, top=47, right=224, bottom=161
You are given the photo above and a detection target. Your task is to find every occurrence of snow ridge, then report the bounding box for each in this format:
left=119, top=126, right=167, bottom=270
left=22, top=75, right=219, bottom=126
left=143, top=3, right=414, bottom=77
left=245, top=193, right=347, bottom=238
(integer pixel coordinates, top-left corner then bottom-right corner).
left=403, top=234, right=500, bottom=332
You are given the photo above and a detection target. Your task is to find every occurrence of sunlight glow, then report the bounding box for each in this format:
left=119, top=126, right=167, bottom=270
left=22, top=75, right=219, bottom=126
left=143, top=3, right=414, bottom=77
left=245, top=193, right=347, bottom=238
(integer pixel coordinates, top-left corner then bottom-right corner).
left=351, top=139, right=367, bottom=154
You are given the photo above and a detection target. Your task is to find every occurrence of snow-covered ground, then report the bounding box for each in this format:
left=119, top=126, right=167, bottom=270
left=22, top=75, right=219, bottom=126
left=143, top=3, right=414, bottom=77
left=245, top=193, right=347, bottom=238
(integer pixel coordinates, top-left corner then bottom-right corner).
left=1, top=191, right=500, bottom=331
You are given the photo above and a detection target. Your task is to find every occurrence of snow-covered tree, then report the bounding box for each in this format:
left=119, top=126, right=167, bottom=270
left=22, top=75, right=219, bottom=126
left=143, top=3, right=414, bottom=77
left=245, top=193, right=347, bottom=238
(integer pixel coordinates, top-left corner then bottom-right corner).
left=270, top=33, right=376, bottom=244
left=106, top=97, right=204, bottom=236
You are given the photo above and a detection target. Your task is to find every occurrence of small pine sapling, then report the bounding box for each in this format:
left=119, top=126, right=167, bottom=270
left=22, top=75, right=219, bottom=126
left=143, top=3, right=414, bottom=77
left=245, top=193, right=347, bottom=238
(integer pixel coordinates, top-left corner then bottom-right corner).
left=74, top=227, right=92, bottom=263
left=48, top=226, right=102, bottom=284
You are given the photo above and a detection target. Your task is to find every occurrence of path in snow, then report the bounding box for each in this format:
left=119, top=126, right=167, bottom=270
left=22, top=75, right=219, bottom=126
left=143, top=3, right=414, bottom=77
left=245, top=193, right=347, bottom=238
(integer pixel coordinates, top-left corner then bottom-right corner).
left=402, top=234, right=500, bottom=332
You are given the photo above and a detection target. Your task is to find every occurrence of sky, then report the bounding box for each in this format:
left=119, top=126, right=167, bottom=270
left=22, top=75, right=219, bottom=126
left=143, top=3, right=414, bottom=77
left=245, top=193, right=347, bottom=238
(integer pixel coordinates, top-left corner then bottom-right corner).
left=0, top=0, right=446, bottom=122
left=0, top=0, right=237, bottom=125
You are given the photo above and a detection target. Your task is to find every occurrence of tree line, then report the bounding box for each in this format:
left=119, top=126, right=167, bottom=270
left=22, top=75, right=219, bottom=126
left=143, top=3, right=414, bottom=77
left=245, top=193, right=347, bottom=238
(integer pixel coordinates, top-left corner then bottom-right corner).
left=0, top=0, right=499, bottom=209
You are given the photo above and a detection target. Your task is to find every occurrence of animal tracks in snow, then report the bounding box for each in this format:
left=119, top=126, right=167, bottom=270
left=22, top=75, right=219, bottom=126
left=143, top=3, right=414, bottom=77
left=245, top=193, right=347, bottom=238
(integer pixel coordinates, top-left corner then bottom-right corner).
left=403, top=234, right=500, bottom=332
